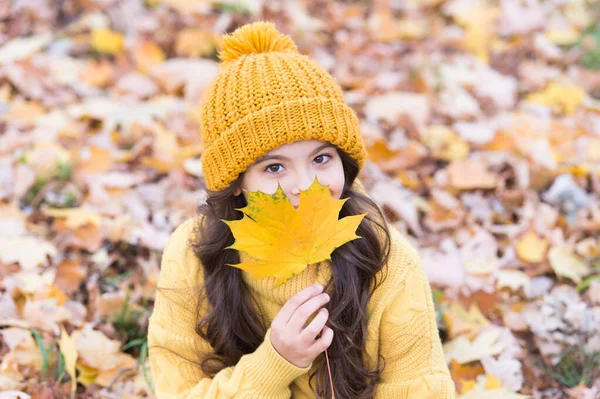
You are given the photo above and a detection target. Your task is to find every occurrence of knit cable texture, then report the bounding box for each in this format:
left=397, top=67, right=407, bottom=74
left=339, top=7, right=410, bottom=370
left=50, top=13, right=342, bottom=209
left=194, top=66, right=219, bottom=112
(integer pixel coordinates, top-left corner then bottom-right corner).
left=147, top=215, right=456, bottom=398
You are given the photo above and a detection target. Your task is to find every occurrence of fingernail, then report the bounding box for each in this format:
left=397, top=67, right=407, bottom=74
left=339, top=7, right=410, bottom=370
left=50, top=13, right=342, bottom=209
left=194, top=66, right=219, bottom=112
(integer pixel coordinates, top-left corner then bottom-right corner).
left=314, top=284, right=323, bottom=291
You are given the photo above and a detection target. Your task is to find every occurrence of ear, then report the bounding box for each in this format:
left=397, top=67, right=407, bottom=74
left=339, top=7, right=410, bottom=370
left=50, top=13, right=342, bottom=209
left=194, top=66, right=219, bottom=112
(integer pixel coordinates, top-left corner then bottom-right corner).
left=233, top=186, right=242, bottom=196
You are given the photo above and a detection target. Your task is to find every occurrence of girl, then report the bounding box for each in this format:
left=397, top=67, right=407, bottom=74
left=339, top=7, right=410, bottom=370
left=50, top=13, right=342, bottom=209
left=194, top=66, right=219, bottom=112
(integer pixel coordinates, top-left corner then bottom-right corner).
left=148, top=21, right=455, bottom=399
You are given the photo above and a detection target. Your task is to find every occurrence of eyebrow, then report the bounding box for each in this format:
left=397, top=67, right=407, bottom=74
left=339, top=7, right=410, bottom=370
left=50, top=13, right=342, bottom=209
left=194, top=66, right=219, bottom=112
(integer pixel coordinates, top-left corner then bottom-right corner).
left=254, top=143, right=333, bottom=164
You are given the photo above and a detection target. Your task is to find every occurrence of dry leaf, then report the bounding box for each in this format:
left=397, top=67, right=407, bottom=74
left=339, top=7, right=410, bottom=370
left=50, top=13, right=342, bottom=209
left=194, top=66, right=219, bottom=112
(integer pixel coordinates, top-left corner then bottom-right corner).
left=75, top=145, right=114, bottom=174
left=42, top=207, right=101, bottom=229
left=24, top=141, right=72, bottom=178
left=515, top=230, right=548, bottom=264
left=422, top=125, right=470, bottom=161
left=90, top=28, right=125, bottom=55
left=175, top=29, right=215, bottom=57
left=2, top=102, right=45, bottom=126
left=525, top=82, right=585, bottom=115
left=54, top=259, right=87, bottom=295
left=0, top=237, right=57, bottom=270
left=548, top=247, right=590, bottom=284
left=133, top=41, right=165, bottom=74
left=72, top=325, right=136, bottom=387
left=364, top=92, right=430, bottom=126
left=58, top=325, right=78, bottom=397
left=0, top=34, right=52, bottom=65
left=443, top=329, right=505, bottom=364
left=443, top=301, right=490, bottom=339
left=80, top=60, right=114, bottom=87
left=447, top=160, right=497, bottom=190
left=495, top=269, right=531, bottom=297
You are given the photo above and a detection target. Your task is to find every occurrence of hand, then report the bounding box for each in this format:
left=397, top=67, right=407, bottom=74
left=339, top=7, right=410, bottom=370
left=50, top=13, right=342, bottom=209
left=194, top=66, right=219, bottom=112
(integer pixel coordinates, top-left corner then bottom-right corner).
left=270, top=284, right=334, bottom=368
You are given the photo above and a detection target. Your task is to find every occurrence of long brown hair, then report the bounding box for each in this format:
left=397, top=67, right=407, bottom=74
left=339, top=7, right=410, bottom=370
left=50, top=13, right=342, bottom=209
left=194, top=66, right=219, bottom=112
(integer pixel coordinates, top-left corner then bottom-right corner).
left=191, top=146, right=392, bottom=398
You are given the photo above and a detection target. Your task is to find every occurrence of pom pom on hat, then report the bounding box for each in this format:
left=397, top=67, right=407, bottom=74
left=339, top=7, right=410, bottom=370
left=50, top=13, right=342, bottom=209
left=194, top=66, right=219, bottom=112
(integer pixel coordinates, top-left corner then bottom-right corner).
left=218, top=21, right=298, bottom=63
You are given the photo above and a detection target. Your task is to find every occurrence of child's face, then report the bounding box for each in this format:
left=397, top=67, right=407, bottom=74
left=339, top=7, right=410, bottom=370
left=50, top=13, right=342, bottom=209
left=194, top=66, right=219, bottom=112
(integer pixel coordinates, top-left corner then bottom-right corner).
left=233, top=140, right=345, bottom=209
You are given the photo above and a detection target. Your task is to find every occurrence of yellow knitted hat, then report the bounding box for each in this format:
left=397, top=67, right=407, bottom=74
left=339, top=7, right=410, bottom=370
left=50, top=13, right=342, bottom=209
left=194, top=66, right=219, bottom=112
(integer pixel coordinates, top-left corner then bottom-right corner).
left=200, top=21, right=367, bottom=191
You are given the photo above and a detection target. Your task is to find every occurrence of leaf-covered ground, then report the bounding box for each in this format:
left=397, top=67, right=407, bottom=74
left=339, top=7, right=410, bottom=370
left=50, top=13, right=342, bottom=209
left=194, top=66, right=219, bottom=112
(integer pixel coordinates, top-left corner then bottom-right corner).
left=0, top=0, right=599, bottom=398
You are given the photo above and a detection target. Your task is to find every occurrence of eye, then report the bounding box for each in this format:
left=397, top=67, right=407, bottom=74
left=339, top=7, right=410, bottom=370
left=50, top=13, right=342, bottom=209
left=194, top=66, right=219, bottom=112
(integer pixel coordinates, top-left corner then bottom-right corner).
left=314, top=154, right=332, bottom=164
left=264, top=163, right=284, bottom=173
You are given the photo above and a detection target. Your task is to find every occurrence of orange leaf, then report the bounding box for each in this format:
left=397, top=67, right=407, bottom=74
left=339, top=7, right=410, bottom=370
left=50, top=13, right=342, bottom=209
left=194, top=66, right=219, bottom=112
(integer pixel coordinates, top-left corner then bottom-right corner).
left=224, top=178, right=366, bottom=286
left=133, top=41, right=165, bottom=74
left=175, top=29, right=215, bottom=57
left=515, top=230, right=548, bottom=264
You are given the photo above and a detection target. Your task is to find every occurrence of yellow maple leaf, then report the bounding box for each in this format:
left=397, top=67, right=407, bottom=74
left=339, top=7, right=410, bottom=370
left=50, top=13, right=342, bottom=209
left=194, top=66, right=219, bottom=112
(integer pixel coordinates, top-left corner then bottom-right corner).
left=524, top=82, right=585, bottom=115
left=452, top=3, right=499, bottom=63
left=224, top=178, right=366, bottom=286
left=91, top=28, right=125, bottom=55
left=515, top=230, right=548, bottom=264
left=458, top=374, right=531, bottom=399
left=485, top=373, right=502, bottom=389
left=58, top=325, right=78, bottom=398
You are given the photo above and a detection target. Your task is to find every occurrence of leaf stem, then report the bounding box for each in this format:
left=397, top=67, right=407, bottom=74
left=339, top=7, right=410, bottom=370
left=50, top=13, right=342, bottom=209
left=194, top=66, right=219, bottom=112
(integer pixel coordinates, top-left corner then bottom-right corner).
left=307, top=264, right=335, bottom=399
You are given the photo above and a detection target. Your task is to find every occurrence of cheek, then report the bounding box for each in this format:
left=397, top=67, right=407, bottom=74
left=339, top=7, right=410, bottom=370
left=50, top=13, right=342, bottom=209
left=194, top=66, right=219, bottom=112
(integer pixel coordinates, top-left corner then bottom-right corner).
left=241, top=171, right=280, bottom=195
left=322, top=162, right=345, bottom=199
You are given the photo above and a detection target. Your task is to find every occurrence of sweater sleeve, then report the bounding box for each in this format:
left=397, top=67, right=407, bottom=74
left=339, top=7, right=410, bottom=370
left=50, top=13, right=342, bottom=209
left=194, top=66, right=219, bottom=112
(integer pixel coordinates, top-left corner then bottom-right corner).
left=374, top=234, right=456, bottom=399
left=147, top=219, right=312, bottom=399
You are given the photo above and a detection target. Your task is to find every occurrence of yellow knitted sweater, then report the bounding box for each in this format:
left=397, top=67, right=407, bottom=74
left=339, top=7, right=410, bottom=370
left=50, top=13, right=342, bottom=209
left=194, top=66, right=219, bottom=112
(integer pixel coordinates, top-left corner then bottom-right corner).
left=148, top=214, right=455, bottom=398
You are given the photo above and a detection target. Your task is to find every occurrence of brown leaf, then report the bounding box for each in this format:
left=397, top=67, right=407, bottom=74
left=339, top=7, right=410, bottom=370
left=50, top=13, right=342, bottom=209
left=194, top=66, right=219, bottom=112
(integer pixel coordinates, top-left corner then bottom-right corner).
left=448, top=160, right=498, bottom=190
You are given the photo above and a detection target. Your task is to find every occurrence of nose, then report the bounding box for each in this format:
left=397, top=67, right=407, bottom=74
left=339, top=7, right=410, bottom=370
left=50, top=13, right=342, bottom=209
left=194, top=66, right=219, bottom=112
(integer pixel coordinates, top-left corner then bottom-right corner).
left=290, top=172, right=316, bottom=196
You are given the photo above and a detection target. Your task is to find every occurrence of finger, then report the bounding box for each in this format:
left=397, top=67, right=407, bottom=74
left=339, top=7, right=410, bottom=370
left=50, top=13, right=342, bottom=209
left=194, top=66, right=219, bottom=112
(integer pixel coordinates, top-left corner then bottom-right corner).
left=272, top=284, right=323, bottom=328
left=300, top=307, right=329, bottom=344
left=308, top=326, right=334, bottom=357
left=287, top=292, right=330, bottom=332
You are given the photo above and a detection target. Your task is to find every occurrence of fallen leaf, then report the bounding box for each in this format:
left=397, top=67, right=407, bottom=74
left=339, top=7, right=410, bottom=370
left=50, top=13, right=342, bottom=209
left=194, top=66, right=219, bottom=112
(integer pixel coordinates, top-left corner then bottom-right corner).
left=54, top=259, right=87, bottom=295
left=364, top=92, right=430, bottom=127
left=515, top=230, right=548, bottom=264
left=75, top=145, right=114, bottom=174
left=447, top=160, right=498, bottom=190
left=481, top=353, right=524, bottom=392
left=0, top=34, right=52, bottom=65
left=458, top=385, right=531, bottom=399
left=443, top=301, right=490, bottom=339
left=422, top=125, right=470, bottom=161
left=0, top=327, right=43, bottom=370
left=175, top=29, right=215, bottom=57
left=2, top=102, right=46, bottom=126
left=496, top=269, right=531, bottom=297
left=0, top=237, right=57, bottom=270
left=72, top=325, right=136, bottom=387
left=548, top=247, right=590, bottom=284
left=133, top=41, right=165, bottom=74
left=443, top=329, right=505, bottom=364
left=42, top=207, right=101, bottom=229
left=80, top=60, right=114, bottom=87
left=24, top=141, right=72, bottom=178
left=545, top=27, right=580, bottom=45
left=58, top=325, right=78, bottom=397
left=450, top=359, right=485, bottom=394
left=525, top=82, right=585, bottom=115
left=90, top=28, right=125, bottom=55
